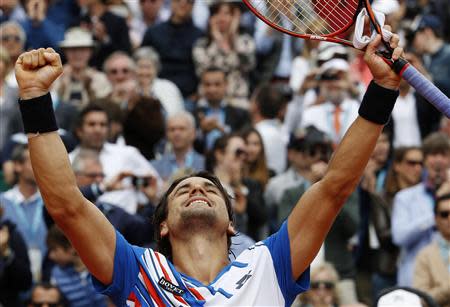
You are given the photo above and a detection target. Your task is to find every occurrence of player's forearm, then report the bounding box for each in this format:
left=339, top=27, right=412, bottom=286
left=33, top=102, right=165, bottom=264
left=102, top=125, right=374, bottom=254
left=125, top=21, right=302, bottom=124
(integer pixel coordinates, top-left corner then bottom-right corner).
left=323, top=117, right=382, bottom=201
left=29, top=132, right=84, bottom=217
left=322, top=82, right=399, bottom=201
left=19, top=93, right=84, bottom=219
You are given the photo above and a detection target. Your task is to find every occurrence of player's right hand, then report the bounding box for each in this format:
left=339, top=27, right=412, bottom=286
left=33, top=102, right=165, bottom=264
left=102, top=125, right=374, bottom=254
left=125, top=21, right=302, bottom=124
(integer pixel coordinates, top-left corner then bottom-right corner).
left=15, top=48, right=63, bottom=100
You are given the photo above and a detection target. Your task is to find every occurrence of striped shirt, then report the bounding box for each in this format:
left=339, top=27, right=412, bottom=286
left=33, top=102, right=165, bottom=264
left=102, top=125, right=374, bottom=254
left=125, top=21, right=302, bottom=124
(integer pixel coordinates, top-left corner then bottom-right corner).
left=93, top=222, right=310, bottom=306
left=51, top=265, right=108, bottom=307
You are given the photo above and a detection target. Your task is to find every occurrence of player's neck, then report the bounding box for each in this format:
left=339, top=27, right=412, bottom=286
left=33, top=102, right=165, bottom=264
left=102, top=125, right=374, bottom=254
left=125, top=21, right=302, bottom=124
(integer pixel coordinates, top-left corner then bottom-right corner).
left=172, top=235, right=229, bottom=285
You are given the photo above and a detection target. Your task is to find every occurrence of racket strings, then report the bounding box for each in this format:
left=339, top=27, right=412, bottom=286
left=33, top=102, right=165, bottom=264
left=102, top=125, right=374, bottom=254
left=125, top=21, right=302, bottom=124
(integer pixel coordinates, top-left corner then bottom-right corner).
left=252, top=0, right=358, bottom=36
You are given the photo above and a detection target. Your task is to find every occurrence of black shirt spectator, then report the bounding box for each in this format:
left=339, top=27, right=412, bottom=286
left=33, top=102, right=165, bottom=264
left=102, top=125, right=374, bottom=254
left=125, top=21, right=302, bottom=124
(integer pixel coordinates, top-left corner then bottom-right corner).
left=141, top=0, right=203, bottom=99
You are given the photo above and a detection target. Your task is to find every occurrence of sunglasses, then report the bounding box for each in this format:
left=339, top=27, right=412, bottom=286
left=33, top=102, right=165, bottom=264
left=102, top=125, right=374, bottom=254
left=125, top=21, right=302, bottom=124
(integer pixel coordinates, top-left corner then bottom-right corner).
left=438, top=210, right=450, bottom=219
left=30, top=303, right=61, bottom=307
left=1, top=34, right=21, bottom=42
left=107, top=67, right=131, bottom=75
left=404, top=159, right=423, bottom=167
left=310, top=281, right=335, bottom=290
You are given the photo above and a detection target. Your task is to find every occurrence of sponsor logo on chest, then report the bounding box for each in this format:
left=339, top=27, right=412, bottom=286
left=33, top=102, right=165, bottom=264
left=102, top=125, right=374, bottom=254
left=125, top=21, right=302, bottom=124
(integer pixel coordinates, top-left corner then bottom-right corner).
left=158, top=277, right=185, bottom=295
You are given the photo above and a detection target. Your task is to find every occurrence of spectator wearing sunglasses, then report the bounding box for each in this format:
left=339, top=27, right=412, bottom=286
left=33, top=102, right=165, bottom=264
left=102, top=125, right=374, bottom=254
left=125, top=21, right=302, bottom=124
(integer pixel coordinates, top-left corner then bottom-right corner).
left=413, top=191, right=450, bottom=307
left=28, top=282, right=67, bottom=307
left=392, top=132, right=450, bottom=287
left=0, top=21, right=26, bottom=86
left=294, top=262, right=340, bottom=307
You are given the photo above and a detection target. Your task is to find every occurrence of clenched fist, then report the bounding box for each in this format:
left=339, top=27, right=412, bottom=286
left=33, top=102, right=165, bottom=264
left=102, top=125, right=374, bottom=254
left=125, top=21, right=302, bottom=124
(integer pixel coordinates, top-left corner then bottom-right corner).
left=15, top=48, right=63, bottom=100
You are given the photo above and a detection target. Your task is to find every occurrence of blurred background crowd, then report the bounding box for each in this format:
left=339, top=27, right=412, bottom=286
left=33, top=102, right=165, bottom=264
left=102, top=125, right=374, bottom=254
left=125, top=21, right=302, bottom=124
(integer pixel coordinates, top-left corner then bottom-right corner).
left=0, top=0, right=449, bottom=306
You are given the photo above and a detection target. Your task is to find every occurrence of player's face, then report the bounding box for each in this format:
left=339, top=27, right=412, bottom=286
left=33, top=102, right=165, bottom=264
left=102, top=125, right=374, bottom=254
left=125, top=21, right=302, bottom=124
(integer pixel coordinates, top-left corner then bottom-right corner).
left=77, top=111, right=109, bottom=150
left=162, top=177, right=231, bottom=238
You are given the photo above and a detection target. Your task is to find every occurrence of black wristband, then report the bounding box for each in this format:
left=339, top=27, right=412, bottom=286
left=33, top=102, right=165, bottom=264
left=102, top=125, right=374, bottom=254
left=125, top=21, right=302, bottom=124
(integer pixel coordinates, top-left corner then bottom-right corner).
left=18, top=93, right=58, bottom=134
left=358, top=81, right=399, bottom=125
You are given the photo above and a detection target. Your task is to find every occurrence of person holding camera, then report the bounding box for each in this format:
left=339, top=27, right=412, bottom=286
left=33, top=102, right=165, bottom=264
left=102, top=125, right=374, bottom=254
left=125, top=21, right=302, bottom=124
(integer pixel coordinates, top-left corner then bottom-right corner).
left=69, top=103, right=162, bottom=214
left=69, top=148, right=155, bottom=246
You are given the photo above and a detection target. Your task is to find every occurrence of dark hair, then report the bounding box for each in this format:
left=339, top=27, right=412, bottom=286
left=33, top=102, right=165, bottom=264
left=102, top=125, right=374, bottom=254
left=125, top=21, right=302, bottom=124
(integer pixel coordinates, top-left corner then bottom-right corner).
left=206, top=2, right=242, bottom=45
left=434, top=193, right=450, bottom=215
left=252, top=83, right=288, bottom=119
left=241, top=128, right=270, bottom=187
left=30, top=282, right=68, bottom=307
left=422, top=132, right=450, bottom=157
left=153, top=171, right=235, bottom=261
left=11, top=143, right=29, bottom=163
left=201, top=66, right=227, bottom=80
left=46, top=225, right=72, bottom=251
left=75, top=103, right=110, bottom=130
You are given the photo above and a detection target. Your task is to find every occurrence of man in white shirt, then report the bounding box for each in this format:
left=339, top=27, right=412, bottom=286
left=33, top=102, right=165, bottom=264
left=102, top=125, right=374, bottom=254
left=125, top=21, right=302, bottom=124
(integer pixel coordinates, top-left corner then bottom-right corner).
left=69, top=104, right=161, bottom=214
left=301, top=59, right=360, bottom=147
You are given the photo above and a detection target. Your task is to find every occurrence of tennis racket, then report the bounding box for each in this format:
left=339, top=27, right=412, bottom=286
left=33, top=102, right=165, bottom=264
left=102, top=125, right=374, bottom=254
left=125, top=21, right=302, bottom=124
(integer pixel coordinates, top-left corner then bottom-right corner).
left=242, top=0, right=450, bottom=118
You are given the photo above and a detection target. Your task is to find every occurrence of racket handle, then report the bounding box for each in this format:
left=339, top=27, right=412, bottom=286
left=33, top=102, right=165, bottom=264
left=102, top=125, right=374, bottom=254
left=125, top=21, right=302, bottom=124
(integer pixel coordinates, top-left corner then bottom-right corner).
left=393, top=58, right=450, bottom=118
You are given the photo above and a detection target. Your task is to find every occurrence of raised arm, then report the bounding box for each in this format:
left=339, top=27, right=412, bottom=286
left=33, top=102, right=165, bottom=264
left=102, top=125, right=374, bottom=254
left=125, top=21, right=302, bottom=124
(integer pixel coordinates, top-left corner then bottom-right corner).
left=15, top=48, right=115, bottom=285
left=288, top=34, right=404, bottom=279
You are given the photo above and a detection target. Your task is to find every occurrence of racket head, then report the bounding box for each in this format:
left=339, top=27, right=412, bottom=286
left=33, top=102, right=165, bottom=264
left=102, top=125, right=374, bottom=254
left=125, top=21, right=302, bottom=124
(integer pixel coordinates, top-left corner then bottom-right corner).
left=242, top=0, right=362, bottom=47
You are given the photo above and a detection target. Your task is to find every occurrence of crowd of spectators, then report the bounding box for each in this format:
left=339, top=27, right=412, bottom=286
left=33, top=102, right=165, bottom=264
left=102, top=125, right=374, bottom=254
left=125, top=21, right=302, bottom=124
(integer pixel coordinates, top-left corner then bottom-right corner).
left=0, top=0, right=449, bottom=306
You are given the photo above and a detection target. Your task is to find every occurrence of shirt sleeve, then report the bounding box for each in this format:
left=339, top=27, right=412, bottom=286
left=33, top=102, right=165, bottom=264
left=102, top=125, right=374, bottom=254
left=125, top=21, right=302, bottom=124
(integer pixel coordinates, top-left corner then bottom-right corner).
left=92, top=231, right=145, bottom=304
left=263, top=222, right=310, bottom=305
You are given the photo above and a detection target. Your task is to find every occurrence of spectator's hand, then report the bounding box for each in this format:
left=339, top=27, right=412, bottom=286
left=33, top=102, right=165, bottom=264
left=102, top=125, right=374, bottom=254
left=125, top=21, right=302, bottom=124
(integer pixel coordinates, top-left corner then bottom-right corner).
left=363, top=25, right=403, bottom=90
left=139, top=176, right=159, bottom=204
left=103, top=171, right=134, bottom=192
left=233, top=187, right=247, bottom=214
left=436, top=178, right=450, bottom=197
left=360, top=159, right=377, bottom=193
left=299, top=68, right=320, bottom=95
left=199, top=115, right=222, bottom=133
left=228, top=7, right=241, bottom=39
left=209, top=15, right=231, bottom=52
left=15, top=48, right=63, bottom=99
left=310, top=161, right=328, bottom=183
left=0, top=225, right=10, bottom=257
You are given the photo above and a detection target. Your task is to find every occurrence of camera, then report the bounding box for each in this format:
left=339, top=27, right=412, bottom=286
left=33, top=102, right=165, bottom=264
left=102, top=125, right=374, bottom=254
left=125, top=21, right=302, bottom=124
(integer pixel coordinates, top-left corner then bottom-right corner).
left=131, top=176, right=151, bottom=189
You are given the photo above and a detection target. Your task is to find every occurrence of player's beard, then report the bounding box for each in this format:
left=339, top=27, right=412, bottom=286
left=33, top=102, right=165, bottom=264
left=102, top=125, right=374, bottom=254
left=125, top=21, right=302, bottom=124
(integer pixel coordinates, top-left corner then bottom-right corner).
left=179, top=208, right=219, bottom=233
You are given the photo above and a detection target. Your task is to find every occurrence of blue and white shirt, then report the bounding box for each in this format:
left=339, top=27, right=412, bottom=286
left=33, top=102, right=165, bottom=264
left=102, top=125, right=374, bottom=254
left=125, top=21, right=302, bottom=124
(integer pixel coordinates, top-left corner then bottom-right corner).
left=93, top=222, right=310, bottom=306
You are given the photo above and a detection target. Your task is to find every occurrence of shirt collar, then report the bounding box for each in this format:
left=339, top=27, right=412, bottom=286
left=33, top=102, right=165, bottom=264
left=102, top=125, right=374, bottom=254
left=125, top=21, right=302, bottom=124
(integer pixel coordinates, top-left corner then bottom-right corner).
left=8, top=185, right=41, bottom=204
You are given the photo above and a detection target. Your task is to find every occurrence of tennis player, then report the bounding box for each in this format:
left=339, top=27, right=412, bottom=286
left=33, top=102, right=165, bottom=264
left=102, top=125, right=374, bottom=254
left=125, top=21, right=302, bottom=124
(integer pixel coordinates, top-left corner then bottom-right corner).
left=15, top=30, right=403, bottom=306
